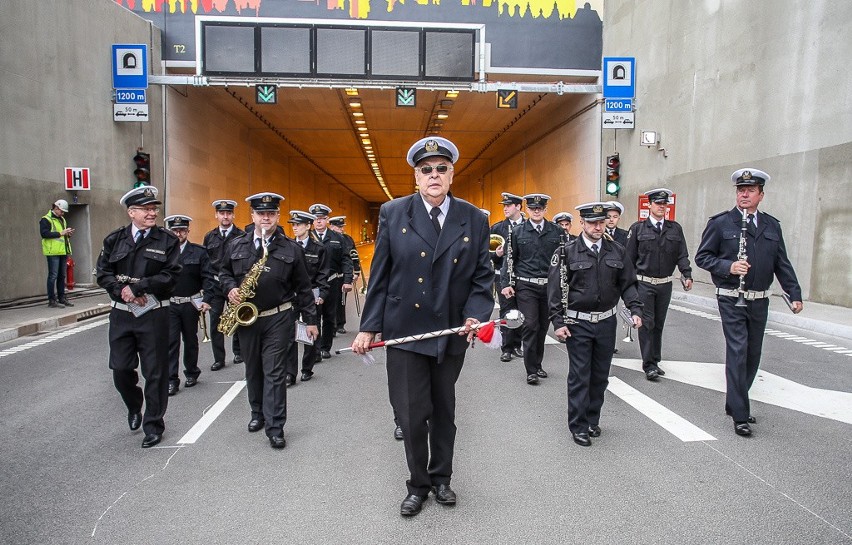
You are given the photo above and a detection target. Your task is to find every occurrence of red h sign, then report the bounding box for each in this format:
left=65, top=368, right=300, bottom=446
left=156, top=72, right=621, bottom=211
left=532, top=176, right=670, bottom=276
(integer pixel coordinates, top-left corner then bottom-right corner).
left=65, top=167, right=91, bottom=191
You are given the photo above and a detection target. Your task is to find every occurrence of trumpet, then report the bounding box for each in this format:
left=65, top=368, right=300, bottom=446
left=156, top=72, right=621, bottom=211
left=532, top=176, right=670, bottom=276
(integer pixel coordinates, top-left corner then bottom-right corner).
left=489, top=234, right=505, bottom=254
left=199, top=310, right=211, bottom=343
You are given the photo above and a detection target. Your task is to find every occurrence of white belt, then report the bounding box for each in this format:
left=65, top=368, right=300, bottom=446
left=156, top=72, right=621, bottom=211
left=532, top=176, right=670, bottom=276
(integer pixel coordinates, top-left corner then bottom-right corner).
left=716, top=288, right=771, bottom=300
left=564, top=306, right=618, bottom=323
left=638, top=275, right=674, bottom=285
left=170, top=292, right=202, bottom=304
left=257, top=302, right=293, bottom=317
left=517, top=276, right=548, bottom=285
left=111, top=300, right=170, bottom=312
left=328, top=273, right=342, bottom=281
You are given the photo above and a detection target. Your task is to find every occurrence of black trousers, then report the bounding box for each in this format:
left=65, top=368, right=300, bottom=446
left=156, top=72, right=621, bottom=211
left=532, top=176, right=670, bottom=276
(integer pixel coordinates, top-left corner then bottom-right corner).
left=717, top=296, right=769, bottom=423
left=108, top=306, right=170, bottom=436
left=565, top=316, right=617, bottom=435
left=319, top=278, right=342, bottom=351
left=386, top=347, right=465, bottom=497
left=515, top=281, right=549, bottom=375
left=336, top=289, right=347, bottom=329
left=637, top=282, right=673, bottom=370
left=496, top=278, right=521, bottom=353
left=285, top=311, right=318, bottom=377
left=209, top=291, right=241, bottom=363
left=238, top=309, right=293, bottom=437
left=168, top=302, right=201, bottom=384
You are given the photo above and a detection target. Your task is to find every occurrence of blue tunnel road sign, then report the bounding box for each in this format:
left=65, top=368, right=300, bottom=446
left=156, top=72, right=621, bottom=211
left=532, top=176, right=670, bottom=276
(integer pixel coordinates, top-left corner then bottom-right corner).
left=112, top=44, right=148, bottom=90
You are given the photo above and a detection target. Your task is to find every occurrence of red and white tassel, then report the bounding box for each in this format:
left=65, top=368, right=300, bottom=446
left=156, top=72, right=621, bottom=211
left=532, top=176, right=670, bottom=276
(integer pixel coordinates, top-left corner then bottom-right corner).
left=474, top=320, right=503, bottom=350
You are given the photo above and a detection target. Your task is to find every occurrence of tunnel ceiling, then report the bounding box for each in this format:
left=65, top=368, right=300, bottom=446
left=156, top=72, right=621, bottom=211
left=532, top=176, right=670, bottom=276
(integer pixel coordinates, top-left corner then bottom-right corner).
left=199, top=82, right=593, bottom=204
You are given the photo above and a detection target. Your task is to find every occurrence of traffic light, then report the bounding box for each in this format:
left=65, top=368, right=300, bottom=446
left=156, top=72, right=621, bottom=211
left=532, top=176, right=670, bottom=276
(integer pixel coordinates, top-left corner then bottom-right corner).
left=605, top=153, right=621, bottom=196
left=133, top=151, right=151, bottom=188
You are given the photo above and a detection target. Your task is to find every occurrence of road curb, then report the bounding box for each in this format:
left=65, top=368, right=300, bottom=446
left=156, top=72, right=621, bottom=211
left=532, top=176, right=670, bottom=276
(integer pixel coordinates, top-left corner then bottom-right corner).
left=0, top=305, right=111, bottom=344
left=671, top=292, right=852, bottom=341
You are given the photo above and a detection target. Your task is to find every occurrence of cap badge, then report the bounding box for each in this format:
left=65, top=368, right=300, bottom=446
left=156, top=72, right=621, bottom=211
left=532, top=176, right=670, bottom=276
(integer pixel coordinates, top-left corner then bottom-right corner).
left=143, top=188, right=153, bottom=198
left=534, top=196, right=541, bottom=203
left=742, top=171, right=752, bottom=180
left=425, top=140, right=438, bottom=152
left=593, top=205, right=603, bottom=214
left=262, top=195, right=271, bottom=203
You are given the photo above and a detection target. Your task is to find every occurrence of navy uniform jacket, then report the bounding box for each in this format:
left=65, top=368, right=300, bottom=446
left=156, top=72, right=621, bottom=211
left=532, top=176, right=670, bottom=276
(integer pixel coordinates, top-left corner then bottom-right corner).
left=340, top=232, right=362, bottom=275
left=315, top=229, right=354, bottom=283
left=624, top=219, right=692, bottom=278
left=299, top=236, right=331, bottom=301
left=96, top=225, right=181, bottom=302
left=203, top=226, right=245, bottom=282
left=695, top=208, right=801, bottom=300
left=359, top=193, right=494, bottom=361
left=547, top=237, right=642, bottom=330
left=173, top=242, right=216, bottom=303
left=500, top=219, right=562, bottom=286
left=219, top=233, right=317, bottom=325
left=611, top=227, right=629, bottom=247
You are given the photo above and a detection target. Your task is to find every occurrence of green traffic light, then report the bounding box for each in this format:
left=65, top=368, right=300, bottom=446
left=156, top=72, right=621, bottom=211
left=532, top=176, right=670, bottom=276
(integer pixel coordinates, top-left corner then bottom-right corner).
left=606, top=181, right=620, bottom=195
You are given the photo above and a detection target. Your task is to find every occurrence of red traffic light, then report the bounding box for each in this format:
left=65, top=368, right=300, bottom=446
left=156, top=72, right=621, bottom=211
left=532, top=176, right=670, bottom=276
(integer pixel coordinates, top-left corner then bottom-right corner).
left=606, top=154, right=620, bottom=169
left=133, top=151, right=151, bottom=187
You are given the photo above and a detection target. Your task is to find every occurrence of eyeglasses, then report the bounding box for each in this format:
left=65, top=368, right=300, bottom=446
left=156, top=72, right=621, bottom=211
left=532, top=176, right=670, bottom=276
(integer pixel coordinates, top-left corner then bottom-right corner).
left=415, top=164, right=452, bottom=175
left=130, top=206, right=160, bottom=213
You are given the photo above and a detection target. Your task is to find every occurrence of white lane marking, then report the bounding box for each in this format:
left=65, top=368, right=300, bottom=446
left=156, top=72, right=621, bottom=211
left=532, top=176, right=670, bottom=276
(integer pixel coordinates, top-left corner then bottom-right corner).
left=0, top=319, right=108, bottom=359
left=612, top=358, right=852, bottom=425
left=670, top=304, right=851, bottom=357
left=606, top=377, right=716, bottom=441
left=177, top=381, right=246, bottom=444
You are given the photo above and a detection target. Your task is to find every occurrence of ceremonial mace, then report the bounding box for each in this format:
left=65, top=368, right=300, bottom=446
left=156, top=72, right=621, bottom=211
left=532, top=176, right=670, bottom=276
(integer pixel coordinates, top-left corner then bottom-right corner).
left=336, top=309, right=525, bottom=354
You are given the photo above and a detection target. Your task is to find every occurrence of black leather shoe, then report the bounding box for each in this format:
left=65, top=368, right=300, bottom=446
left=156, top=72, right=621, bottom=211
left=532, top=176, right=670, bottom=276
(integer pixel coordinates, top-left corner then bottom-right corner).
left=168, top=383, right=179, bottom=396
left=536, top=369, right=548, bottom=378
left=613, top=347, right=619, bottom=354
left=285, top=374, right=295, bottom=387
left=269, top=434, right=286, bottom=449
left=321, top=350, right=332, bottom=359
left=59, top=299, right=74, bottom=307
left=210, top=361, right=225, bottom=371
left=233, top=355, right=244, bottom=364
left=572, top=432, right=591, bottom=447
left=48, top=300, right=64, bottom=308
left=394, top=425, right=404, bottom=441
left=337, top=327, right=346, bottom=334
left=128, top=411, right=142, bottom=431
left=645, top=368, right=660, bottom=381
left=512, top=348, right=523, bottom=358
left=526, top=374, right=539, bottom=385
left=141, top=433, right=162, bottom=448
left=748, top=415, right=756, bottom=424
left=301, top=371, right=313, bottom=382
left=431, top=484, right=457, bottom=505
left=734, top=422, right=752, bottom=436
left=588, top=425, right=601, bottom=437
left=500, top=351, right=512, bottom=362
left=654, top=365, right=666, bottom=376
left=185, top=377, right=198, bottom=388
left=400, top=494, right=427, bottom=517
left=248, top=418, right=265, bottom=432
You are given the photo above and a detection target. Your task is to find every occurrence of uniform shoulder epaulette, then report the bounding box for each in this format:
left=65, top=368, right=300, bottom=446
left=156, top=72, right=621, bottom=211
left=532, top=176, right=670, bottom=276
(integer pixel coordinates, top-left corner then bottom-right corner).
left=708, top=210, right=728, bottom=220
left=189, top=242, right=206, bottom=251
left=106, top=226, right=125, bottom=238
left=760, top=211, right=780, bottom=223
left=159, top=227, right=179, bottom=240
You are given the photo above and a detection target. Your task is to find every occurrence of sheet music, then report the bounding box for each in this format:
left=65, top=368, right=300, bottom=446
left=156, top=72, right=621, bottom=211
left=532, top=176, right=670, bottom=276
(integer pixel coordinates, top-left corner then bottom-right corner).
left=295, top=320, right=314, bottom=345
left=127, top=295, right=160, bottom=317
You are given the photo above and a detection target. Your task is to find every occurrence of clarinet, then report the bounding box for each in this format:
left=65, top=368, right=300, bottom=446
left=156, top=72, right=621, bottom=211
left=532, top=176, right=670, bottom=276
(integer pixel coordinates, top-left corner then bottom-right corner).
left=506, top=219, right=516, bottom=287
left=735, top=208, right=748, bottom=307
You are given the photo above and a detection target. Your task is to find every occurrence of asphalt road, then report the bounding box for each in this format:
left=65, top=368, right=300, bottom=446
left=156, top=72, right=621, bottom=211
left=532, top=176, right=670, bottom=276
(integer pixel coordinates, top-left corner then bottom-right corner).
left=1, top=300, right=850, bottom=544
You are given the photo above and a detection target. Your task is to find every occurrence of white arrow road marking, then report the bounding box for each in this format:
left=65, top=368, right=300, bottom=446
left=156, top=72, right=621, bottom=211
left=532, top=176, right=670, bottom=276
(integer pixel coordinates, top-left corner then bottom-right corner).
left=606, top=377, right=716, bottom=441
left=612, top=358, right=852, bottom=425
left=177, top=381, right=246, bottom=444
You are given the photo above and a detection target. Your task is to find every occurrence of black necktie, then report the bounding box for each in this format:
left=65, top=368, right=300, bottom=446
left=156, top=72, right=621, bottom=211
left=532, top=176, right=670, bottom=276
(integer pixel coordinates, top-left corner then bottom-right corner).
left=220, top=230, right=226, bottom=239
left=255, top=238, right=264, bottom=258
left=747, top=214, right=756, bottom=236
left=135, top=230, right=145, bottom=244
left=592, top=244, right=599, bottom=256
left=654, top=223, right=662, bottom=234
left=430, top=207, right=442, bottom=234
left=536, top=224, right=542, bottom=234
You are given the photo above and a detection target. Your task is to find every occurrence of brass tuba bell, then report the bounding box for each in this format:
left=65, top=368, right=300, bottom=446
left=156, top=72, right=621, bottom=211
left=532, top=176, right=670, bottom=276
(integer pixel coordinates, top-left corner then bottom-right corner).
left=489, top=234, right=505, bottom=254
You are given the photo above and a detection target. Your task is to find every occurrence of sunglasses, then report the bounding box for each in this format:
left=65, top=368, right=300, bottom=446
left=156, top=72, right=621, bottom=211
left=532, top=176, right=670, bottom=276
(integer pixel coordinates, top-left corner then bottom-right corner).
left=415, top=164, right=452, bottom=175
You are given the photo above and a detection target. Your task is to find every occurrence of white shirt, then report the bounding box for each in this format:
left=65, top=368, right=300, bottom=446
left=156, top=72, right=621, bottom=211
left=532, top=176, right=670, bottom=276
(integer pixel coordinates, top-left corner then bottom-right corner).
left=421, top=195, right=450, bottom=228
left=131, top=225, right=147, bottom=240
left=220, top=226, right=233, bottom=238
left=581, top=234, right=601, bottom=253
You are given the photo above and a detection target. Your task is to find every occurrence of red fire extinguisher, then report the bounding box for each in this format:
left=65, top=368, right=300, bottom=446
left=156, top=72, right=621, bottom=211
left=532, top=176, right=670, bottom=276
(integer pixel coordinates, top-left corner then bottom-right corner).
left=66, top=256, right=76, bottom=290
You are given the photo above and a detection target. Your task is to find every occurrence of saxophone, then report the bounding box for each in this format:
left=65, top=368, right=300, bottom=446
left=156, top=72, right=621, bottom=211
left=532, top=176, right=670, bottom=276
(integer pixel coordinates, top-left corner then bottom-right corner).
left=218, top=229, right=269, bottom=336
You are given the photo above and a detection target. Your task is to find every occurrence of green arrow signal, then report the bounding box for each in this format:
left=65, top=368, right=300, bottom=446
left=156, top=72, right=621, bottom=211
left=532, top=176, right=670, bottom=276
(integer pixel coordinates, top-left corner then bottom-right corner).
left=256, top=85, right=277, bottom=104
left=396, top=88, right=415, bottom=107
